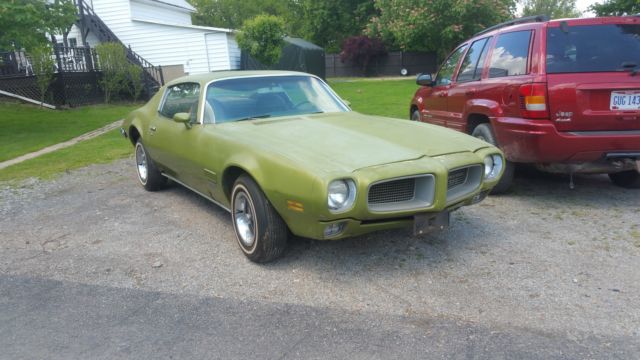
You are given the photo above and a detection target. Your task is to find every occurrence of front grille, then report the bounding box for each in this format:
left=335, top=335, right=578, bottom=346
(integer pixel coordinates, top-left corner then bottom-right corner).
left=446, top=165, right=483, bottom=204
left=447, top=168, right=469, bottom=190
left=368, top=178, right=415, bottom=204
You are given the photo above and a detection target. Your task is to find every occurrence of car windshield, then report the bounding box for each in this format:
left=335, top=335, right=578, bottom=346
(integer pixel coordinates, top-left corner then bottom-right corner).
left=546, top=24, right=640, bottom=74
left=204, top=75, right=349, bottom=123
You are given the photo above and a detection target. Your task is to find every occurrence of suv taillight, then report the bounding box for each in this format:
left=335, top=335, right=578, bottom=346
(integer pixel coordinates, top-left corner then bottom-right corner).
left=519, top=83, right=548, bottom=119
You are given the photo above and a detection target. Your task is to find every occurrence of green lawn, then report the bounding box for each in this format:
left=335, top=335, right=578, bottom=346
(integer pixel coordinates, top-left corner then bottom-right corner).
left=328, top=78, right=418, bottom=119
left=0, top=129, right=132, bottom=183
left=0, top=78, right=417, bottom=182
left=0, top=101, right=138, bottom=162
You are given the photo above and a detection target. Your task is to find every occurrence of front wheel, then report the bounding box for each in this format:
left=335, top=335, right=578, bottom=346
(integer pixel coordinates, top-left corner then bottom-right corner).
left=231, top=175, right=288, bottom=263
left=471, top=123, right=514, bottom=194
left=609, top=170, right=640, bottom=189
left=411, top=109, right=420, bottom=121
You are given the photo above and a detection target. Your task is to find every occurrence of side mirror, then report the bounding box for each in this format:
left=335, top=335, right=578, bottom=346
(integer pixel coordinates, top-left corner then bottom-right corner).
left=416, top=73, right=434, bottom=87
left=173, top=112, right=191, bottom=128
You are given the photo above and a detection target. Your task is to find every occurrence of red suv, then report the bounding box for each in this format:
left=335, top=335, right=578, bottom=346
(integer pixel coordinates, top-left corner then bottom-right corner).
left=410, top=15, right=640, bottom=192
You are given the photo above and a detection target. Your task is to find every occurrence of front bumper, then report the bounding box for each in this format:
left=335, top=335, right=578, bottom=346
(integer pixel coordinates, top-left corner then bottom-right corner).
left=281, top=150, right=499, bottom=240
left=491, top=117, right=640, bottom=164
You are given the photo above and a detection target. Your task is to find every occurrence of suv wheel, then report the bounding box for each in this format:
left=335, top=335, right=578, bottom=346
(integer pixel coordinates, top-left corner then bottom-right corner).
left=608, top=170, right=640, bottom=189
left=411, top=109, right=420, bottom=121
left=471, top=123, right=514, bottom=194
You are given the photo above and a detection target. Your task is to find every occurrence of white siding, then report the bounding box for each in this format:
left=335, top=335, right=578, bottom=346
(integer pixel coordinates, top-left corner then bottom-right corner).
left=226, top=34, right=241, bottom=70
left=205, top=33, right=231, bottom=71
left=75, top=0, right=236, bottom=74
left=130, top=0, right=192, bottom=25
left=65, top=24, right=101, bottom=47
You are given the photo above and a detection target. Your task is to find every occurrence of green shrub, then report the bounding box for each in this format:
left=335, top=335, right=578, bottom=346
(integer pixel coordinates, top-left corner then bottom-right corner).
left=236, top=15, right=286, bottom=67
left=29, top=45, right=56, bottom=106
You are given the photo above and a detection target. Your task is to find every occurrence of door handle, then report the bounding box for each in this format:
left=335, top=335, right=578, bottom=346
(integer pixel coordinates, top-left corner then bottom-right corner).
left=150, top=126, right=157, bottom=132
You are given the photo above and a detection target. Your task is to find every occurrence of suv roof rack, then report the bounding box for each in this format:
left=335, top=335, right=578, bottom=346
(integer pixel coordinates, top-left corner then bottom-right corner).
left=474, top=15, right=549, bottom=37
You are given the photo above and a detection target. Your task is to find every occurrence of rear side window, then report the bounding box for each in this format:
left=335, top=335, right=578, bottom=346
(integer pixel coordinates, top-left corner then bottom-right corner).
left=488, top=31, right=532, bottom=78
left=457, top=37, right=490, bottom=82
left=160, top=83, right=200, bottom=121
left=435, top=45, right=468, bottom=86
left=546, top=24, right=640, bottom=74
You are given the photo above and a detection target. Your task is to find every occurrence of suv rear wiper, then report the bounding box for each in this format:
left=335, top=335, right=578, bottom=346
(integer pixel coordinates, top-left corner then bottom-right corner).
left=621, top=62, right=638, bottom=76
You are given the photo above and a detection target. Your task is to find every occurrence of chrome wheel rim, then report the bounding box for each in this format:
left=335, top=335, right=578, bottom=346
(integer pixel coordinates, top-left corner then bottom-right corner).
left=135, top=143, right=148, bottom=184
left=234, top=191, right=256, bottom=247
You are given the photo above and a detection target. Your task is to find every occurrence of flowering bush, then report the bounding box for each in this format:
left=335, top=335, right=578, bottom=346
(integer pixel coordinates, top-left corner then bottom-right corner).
left=340, top=35, right=386, bottom=74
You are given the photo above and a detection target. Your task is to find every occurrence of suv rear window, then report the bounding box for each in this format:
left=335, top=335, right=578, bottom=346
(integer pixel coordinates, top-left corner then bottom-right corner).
left=488, top=31, right=531, bottom=78
left=546, top=24, right=640, bottom=74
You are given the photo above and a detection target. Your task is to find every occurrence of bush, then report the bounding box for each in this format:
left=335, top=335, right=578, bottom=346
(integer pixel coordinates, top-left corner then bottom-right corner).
left=236, top=15, right=286, bottom=67
left=340, top=35, right=386, bottom=75
left=96, top=43, right=129, bottom=103
left=29, top=45, right=56, bottom=106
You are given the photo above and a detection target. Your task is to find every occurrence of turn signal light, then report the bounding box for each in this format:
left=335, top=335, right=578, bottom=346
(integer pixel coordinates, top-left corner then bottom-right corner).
left=519, top=83, right=548, bottom=119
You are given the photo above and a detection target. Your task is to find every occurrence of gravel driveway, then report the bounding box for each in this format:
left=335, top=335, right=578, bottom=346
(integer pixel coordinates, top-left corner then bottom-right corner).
left=1, top=158, right=639, bottom=358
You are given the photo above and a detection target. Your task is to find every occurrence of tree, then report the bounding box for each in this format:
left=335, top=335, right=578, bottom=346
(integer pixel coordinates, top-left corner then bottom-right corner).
left=236, top=15, right=286, bottom=67
left=96, top=43, right=130, bottom=103
left=520, top=0, right=581, bottom=19
left=299, top=0, right=376, bottom=53
left=191, top=0, right=300, bottom=32
left=367, top=0, right=515, bottom=58
left=0, top=0, right=76, bottom=50
left=340, top=35, right=386, bottom=75
left=29, top=45, right=56, bottom=106
left=127, top=64, right=144, bottom=102
left=589, top=0, right=640, bottom=16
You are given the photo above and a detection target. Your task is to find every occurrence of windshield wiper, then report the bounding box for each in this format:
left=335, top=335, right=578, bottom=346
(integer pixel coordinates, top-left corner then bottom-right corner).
left=235, top=114, right=272, bottom=122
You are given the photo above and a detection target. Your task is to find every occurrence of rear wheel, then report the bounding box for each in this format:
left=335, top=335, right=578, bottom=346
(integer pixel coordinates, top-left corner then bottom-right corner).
left=135, top=140, right=167, bottom=191
left=608, top=170, right=640, bottom=189
left=231, top=175, right=288, bottom=263
left=471, top=123, right=514, bottom=194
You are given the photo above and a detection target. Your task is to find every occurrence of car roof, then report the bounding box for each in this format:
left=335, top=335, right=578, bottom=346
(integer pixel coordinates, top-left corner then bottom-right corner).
left=471, top=14, right=638, bottom=41
left=165, top=70, right=311, bottom=86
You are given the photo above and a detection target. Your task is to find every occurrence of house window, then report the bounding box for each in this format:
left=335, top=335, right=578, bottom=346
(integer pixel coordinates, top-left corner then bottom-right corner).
left=69, top=38, right=78, bottom=47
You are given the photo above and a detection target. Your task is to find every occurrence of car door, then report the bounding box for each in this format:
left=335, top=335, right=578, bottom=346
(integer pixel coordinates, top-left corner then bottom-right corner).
left=422, top=44, right=468, bottom=127
left=146, top=82, right=201, bottom=180
left=447, top=37, right=491, bottom=132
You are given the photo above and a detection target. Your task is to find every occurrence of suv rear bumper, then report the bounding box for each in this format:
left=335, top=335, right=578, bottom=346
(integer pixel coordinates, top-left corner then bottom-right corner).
left=491, top=117, right=640, bottom=163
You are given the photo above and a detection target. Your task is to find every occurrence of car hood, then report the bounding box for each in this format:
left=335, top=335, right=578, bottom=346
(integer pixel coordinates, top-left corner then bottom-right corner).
left=219, top=112, right=491, bottom=174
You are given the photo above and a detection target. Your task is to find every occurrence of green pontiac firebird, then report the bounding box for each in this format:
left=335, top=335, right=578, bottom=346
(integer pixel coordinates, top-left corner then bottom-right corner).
left=121, top=71, right=504, bottom=262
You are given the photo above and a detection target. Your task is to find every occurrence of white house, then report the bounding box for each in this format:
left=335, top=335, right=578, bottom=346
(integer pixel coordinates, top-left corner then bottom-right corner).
left=66, top=0, right=241, bottom=81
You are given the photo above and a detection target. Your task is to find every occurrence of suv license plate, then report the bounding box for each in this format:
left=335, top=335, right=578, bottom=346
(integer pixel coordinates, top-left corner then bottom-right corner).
left=610, top=91, right=640, bottom=110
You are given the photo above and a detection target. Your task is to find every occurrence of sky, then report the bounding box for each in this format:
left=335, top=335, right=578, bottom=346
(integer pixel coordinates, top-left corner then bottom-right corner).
left=516, top=0, right=601, bottom=17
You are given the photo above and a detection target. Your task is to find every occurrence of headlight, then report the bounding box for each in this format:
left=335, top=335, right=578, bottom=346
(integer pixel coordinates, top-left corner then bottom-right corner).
left=327, top=179, right=356, bottom=212
left=483, top=154, right=503, bottom=180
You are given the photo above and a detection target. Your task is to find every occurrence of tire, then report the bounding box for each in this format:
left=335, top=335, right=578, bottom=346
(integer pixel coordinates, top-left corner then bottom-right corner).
left=135, top=140, right=167, bottom=191
left=231, top=175, right=288, bottom=263
left=608, top=170, right=640, bottom=189
left=411, top=109, right=420, bottom=121
left=471, top=123, right=514, bottom=194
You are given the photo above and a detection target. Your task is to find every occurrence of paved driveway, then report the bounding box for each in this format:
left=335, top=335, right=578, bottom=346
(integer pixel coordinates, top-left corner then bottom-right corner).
left=1, top=159, right=639, bottom=359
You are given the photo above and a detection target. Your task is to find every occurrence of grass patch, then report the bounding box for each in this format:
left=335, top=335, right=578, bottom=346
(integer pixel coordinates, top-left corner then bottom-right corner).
left=0, top=101, right=138, bottom=162
left=328, top=78, right=418, bottom=119
left=0, top=129, right=132, bottom=183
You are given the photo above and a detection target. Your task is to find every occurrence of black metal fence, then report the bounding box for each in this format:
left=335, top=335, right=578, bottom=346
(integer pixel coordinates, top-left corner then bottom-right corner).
left=0, top=45, right=162, bottom=106
left=325, top=51, right=438, bottom=78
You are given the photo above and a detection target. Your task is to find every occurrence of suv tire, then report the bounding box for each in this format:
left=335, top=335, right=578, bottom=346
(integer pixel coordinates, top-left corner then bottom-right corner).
left=471, top=123, right=514, bottom=194
left=608, top=170, right=640, bottom=189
